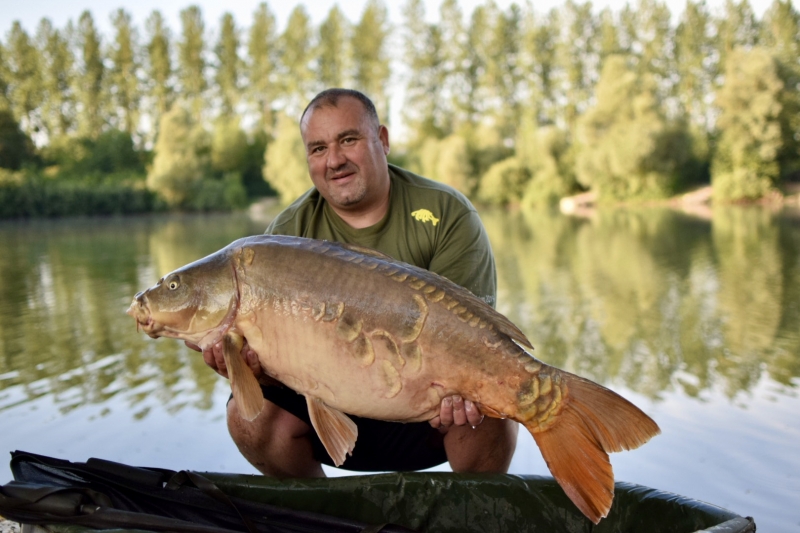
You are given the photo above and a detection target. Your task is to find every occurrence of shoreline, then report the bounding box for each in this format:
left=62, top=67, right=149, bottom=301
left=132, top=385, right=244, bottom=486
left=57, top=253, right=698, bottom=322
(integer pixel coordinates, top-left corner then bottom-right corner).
left=559, top=185, right=800, bottom=220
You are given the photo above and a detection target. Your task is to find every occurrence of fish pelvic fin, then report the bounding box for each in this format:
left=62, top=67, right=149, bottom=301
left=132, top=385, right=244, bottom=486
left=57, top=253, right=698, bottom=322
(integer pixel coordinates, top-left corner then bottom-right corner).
left=223, top=333, right=264, bottom=422
left=306, top=397, right=358, bottom=467
left=526, top=374, right=661, bottom=524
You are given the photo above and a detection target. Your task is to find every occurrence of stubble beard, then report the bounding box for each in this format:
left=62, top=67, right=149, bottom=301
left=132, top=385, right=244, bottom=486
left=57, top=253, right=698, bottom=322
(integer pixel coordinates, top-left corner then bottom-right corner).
left=326, top=165, right=368, bottom=208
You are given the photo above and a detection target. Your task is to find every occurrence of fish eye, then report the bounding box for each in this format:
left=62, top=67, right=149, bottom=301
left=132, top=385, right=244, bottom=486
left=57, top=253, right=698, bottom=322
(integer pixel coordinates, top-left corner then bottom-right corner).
left=168, top=278, right=180, bottom=290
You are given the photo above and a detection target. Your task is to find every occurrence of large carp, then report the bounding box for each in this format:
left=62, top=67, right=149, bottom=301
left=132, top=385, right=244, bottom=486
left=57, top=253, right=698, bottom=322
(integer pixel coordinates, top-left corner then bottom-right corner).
left=128, top=235, right=660, bottom=524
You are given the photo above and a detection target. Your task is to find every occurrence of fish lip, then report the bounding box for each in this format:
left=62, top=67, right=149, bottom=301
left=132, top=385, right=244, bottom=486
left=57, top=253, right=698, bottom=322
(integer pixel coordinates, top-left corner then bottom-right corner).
left=128, top=296, right=162, bottom=337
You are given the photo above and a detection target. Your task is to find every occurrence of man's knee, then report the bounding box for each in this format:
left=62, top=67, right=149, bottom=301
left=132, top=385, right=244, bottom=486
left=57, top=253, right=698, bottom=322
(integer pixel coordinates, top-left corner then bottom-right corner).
left=444, top=418, right=519, bottom=473
left=226, top=397, right=324, bottom=478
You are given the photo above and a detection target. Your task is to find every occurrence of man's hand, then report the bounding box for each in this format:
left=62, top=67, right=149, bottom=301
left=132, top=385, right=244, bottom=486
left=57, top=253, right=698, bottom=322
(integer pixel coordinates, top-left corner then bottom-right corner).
left=185, top=339, right=274, bottom=386
left=429, top=395, right=485, bottom=430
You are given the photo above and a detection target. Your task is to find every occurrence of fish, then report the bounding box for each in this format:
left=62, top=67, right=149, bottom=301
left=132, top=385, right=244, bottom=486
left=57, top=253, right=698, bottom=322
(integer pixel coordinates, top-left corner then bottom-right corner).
left=127, top=234, right=660, bottom=524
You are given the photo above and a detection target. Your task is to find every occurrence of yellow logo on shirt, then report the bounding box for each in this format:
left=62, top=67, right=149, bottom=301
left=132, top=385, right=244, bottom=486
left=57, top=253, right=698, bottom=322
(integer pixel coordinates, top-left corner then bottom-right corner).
left=411, top=209, right=440, bottom=226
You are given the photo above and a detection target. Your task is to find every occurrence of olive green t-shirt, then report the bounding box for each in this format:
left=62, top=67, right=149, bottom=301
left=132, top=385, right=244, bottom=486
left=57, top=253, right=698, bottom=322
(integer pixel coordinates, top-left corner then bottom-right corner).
left=265, top=164, right=496, bottom=307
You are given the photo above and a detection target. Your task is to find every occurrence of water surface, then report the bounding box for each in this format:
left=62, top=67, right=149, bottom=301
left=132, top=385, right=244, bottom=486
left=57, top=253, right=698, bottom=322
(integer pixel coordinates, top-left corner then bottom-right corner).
left=0, top=207, right=797, bottom=531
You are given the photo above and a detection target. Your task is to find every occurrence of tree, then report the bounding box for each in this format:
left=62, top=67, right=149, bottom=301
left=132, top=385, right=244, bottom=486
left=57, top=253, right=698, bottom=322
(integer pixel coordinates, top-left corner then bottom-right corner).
left=109, top=9, right=141, bottom=136
left=317, top=6, right=349, bottom=89
left=211, top=114, right=247, bottom=173
left=147, top=103, right=205, bottom=206
left=714, top=0, right=758, bottom=85
left=178, top=6, right=207, bottom=119
left=556, top=0, right=598, bottom=130
left=279, top=6, right=314, bottom=115
left=711, top=47, right=787, bottom=201
left=575, top=55, right=692, bottom=200
left=214, top=12, right=241, bottom=115
left=36, top=19, right=75, bottom=139
left=5, top=21, right=43, bottom=136
left=517, top=117, right=577, bottom=207
left=674, top=0, right=714, bottom=131
left=478, top=156, right=531, bottom=206
left=246, top=3, right=278, bottom=134
left=352, top=0, right=390, bottom=119
left=263, top=112, right=309, bottom=204
left=402, top=0, right=446, bottom=145
left=760, top=0, right=800, bottom=178
left=0, top=109, right=34, bottom=169
left=416, top=134, right=473, bottom=195
left=145, top=10, right=173, bottom=132
left=522, top=8, right=559, bottom=126
left=75, top=11, right=106, bottom=138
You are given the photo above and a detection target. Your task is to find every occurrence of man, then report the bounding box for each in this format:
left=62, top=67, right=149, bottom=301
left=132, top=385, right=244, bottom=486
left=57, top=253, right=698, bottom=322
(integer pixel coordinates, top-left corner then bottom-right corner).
left=201, top=89, right=518, bottom=477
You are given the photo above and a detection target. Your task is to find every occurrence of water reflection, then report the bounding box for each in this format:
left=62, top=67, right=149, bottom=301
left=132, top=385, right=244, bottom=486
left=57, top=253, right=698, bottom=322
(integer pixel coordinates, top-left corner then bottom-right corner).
left=0, top=214, right=264, bottom=416
left=481, top=206, right=800, bottom=403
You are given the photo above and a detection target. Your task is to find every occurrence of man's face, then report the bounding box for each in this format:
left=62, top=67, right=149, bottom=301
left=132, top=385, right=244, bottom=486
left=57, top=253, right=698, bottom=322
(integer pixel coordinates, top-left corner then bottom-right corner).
left=300, top=97, right=390, bottom=213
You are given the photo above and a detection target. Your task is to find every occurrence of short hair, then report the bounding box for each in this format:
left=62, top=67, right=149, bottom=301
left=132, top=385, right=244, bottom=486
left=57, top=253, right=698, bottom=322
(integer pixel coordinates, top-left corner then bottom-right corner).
left=300, top=88, right=380, bottom=128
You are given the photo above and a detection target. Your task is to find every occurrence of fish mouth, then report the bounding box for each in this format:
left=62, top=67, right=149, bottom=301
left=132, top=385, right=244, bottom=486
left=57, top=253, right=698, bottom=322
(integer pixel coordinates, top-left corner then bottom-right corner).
left=127, top=293, right=162, bottom=338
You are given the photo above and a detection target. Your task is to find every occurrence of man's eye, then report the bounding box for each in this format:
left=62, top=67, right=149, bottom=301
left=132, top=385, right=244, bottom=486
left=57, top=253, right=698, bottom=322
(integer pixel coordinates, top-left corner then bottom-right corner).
left=342, top=137, right=356, bottom=145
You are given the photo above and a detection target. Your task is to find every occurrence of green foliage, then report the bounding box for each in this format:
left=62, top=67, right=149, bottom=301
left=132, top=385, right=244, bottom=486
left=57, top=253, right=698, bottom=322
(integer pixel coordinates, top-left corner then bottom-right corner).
left=352, top=0, right=390, bottom=118
left=40, top=129, right=142, bottom=177
left=210, top=115, right=247, bottom=173
left=711, top=47, right=786, bottom=201
left=478, top=156, right=531, bottom=205
left=109, top=9, right=141, bottom=135
left=145, top=11, right=173, bottom=127
left=215, top=13, right=241, bottom=114
left=178, top=6, right=207, bottom=118
left=416, top=134, right=473, bottom=195
left=0, top=109, right=35, bottom=169
left=5, top=21, right=43, bottom=135
left=147, top=104, right=206, bottom=206
left=246, top=3, right=278, bottom=134
left=318, top=6, right=348, bottom=89
left=263, top=113, right=310, bottom=205
left=575, top=55, right=693, bottom=201
left=36, top=18, right=74, bottom=138
left=75, top=11, right=105, bottom=138
left=279, top=6, right=314, bottom=115
left=517, top=120, right=578, bottom=207
left=0, top=170, right=156, bottom=218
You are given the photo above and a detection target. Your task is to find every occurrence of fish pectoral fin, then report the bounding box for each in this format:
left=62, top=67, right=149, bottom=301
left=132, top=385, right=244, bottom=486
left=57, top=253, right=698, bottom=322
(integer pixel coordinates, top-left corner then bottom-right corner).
left=306, top=397, right=357, bottom=467
left=223, top=332, right=264, bottom=422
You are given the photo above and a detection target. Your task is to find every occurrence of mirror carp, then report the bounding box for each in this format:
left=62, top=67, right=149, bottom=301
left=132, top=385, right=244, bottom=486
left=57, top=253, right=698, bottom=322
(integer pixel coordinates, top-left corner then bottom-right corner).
left=128, top=235, right=660, bottom=524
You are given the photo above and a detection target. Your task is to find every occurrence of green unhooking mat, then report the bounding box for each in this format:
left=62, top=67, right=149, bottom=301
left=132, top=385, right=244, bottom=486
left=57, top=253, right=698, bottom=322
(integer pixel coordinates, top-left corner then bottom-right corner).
left=0, top=451, right=755, bottom=533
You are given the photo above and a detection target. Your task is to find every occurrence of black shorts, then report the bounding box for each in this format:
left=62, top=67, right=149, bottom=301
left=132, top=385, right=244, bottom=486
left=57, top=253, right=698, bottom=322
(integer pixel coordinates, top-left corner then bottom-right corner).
left=257, top=384, right=448, bottom=472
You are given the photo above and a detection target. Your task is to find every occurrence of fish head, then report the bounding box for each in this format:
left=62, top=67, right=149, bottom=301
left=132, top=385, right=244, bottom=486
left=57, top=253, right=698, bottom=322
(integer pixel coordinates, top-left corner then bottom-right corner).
left=128, top=249, right=239, bottom=349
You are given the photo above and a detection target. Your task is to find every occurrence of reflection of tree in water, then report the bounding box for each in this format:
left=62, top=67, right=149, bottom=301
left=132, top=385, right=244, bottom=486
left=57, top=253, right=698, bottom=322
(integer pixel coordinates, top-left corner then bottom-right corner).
left=712, top=207, right=783, bottom=396
left=483, top=206, right=799, bottom=402
left=0, top=215, right=262, bottom=416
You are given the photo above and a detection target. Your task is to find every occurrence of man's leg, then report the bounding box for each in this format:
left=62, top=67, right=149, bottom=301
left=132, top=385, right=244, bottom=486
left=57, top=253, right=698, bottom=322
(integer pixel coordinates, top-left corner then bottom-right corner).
left=227, top=397, right=325, bottom=478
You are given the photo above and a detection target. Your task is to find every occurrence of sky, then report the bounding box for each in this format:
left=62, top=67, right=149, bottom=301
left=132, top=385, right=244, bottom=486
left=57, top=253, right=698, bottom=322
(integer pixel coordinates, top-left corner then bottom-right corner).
left=1, top=0, right=783, bottom=38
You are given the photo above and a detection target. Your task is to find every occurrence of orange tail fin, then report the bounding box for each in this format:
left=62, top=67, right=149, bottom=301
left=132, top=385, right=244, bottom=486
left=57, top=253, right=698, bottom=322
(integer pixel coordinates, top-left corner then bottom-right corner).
left=526, top=374, right=660, bottom=524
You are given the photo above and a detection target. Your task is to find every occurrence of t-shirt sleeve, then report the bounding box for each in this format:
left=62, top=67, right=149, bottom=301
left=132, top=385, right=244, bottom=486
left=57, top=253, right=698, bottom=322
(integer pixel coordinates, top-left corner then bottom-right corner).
left=427, top=209, right=497, bottom=308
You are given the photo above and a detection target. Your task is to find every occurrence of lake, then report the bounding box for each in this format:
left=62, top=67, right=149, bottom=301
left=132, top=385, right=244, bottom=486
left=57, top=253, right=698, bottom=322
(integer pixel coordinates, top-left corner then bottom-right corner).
left=0, top=206, right=798, bottom=531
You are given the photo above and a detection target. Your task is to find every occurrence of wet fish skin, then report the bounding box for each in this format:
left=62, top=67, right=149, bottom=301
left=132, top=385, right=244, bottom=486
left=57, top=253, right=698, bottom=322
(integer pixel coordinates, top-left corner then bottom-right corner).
left=128, top=235, right=660, bottom=524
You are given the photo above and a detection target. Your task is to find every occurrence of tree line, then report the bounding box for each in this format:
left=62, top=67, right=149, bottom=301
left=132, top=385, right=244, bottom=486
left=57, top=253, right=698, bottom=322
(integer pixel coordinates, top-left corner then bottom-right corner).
left=0, top=0, right=798, bottom=216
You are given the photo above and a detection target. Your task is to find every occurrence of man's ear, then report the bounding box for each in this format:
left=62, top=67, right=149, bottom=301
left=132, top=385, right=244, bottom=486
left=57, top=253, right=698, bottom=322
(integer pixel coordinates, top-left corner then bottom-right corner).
left=379, top=124, right=390, bottom=156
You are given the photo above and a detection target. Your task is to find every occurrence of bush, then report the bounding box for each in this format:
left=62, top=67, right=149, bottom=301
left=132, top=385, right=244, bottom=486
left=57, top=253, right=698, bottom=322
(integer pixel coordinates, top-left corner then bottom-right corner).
left=0, top=172, right=157, bottom=218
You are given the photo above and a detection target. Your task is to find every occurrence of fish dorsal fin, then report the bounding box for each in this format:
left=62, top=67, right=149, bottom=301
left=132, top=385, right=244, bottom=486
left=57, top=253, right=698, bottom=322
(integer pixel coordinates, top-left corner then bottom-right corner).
left=306, top=397, right=358, bottom=466
left=223, top=333, right=264, bottom=421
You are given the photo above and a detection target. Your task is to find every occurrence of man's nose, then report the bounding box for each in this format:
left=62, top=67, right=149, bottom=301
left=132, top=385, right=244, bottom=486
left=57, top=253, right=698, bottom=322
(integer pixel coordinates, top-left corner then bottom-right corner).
left=327, top=144, right=347, bottom=168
